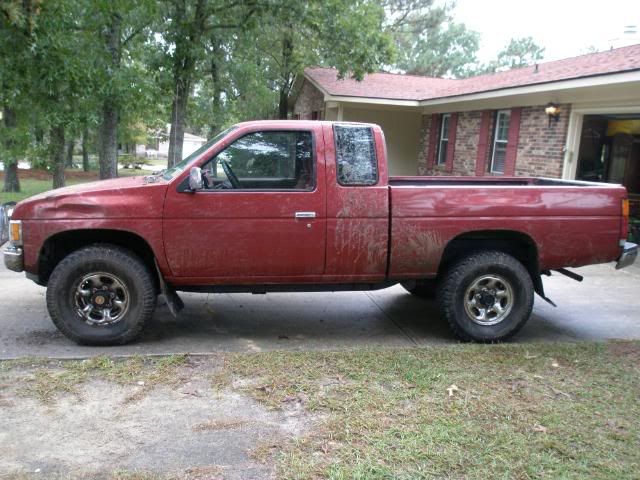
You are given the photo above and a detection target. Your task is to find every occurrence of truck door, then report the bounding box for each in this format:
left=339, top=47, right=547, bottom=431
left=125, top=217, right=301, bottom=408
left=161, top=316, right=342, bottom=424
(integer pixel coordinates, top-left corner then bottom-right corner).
left=323, top=123, right=389, bottom=281
left=163, top=125, right=326, bottom=279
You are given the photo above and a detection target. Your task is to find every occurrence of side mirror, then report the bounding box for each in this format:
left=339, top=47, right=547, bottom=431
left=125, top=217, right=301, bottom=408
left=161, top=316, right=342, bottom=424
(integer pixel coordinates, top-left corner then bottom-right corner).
left=188, top=167, right=203, bottom=191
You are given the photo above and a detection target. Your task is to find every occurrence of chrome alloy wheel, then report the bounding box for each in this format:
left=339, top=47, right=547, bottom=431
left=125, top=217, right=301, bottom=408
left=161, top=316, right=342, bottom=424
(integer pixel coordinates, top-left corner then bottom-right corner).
left=74, top=272, right=130, bottom=326
left=463, top=275, right=513, bottom=325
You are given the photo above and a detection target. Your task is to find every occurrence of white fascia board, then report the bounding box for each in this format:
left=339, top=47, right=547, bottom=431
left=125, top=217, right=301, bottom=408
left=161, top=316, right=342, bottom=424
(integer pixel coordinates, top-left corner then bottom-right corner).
left=323, top=95, right=421, bottom=108
left=418, top=70, right=640, bottom=107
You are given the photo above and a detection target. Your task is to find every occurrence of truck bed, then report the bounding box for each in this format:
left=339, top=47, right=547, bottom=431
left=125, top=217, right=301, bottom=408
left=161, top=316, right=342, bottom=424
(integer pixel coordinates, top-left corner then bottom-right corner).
left=387, top=176, right=627, bottom=279
left=389, top=176, right=615, bottom=188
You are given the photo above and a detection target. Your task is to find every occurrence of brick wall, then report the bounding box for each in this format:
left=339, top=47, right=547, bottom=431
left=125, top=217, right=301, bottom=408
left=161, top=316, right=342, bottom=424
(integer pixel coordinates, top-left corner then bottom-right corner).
left=417, top=104, right=571, bottom=178
left=451, top=111, right=482, bottom=175
left=515, top=104, right=570, bottom=178
left=416, top=115, right=432, bottom=175
left=293, top=80, right=325, bottom=120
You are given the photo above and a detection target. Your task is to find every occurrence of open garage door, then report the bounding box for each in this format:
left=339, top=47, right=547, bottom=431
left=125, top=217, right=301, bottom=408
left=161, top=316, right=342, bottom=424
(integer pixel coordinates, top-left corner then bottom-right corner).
left=576, top=114, right=640, bottom=241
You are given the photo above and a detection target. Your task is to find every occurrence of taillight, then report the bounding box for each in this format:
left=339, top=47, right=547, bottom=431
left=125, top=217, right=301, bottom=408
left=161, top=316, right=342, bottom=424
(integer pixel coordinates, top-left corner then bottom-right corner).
left=621, top=198, right=629, bottom=242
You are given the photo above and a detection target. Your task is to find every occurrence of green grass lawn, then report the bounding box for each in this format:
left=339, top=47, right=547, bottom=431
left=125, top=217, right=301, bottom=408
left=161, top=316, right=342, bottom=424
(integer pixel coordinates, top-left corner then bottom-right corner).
left=218, top=342, right=640, bottom=480
left=4, top=342, right=639, bottom=479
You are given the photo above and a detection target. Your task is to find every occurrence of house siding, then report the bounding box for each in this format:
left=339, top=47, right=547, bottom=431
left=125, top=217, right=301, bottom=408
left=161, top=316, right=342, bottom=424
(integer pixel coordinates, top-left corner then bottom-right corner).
left=417, top=104, right=571, bottom=178
left=293, top=80, right=325, bottom=120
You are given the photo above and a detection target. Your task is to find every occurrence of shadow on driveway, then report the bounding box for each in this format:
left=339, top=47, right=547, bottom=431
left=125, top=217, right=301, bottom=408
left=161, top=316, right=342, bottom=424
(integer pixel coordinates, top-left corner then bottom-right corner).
left=1, top=261, right=639, bottom=359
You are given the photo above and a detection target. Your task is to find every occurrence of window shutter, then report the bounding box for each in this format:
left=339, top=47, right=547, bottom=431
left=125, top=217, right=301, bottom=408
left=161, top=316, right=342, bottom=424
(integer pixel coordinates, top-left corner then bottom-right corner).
left=426, top=114, right=439, bottom=170
left=475, top=111, right=492, bottom=176
left=445, top=113, right=457, bottom=173
left=504, top=107, right=522, bottom=176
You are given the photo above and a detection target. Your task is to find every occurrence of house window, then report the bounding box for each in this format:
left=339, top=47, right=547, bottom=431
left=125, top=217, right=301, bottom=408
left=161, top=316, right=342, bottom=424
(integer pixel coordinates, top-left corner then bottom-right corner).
left=490, top=110, right=511, bottom=174
left=436, top=114, right=451, bottom=165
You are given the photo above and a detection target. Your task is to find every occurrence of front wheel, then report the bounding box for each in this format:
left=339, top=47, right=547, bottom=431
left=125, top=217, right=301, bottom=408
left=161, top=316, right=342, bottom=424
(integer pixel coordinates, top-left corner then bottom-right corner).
left=46, top=244, right=157, bottom=345
left=437, top=251, right=534, bottom=342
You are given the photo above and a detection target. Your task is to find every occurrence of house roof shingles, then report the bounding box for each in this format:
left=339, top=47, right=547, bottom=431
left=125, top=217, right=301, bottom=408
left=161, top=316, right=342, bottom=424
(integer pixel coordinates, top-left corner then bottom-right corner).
left=305, top=44, right=640, bottom=102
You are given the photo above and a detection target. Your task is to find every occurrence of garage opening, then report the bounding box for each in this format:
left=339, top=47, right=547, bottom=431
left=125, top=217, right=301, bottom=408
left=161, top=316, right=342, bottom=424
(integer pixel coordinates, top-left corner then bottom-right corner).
left=576, top=114, right=640, bottom=241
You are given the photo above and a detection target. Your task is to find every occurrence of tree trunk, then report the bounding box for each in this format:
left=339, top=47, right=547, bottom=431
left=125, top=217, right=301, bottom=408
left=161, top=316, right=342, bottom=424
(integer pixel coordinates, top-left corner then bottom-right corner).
left=278, top=87, right=289, bottom=120
left=98, top=12, right=122, bottom=179
left=51, top=124, right=66, bottom=189
left=208, top=39, right=223, bottom=138
left=3, top=163, right=20, bottom=193
left=82, top=127, right=89, bottom=172
left=2, top=107, right=20, bottom=192
left=167, top=78, right=190, bottom=167
left=278, top=29, right=294, bottom=120
left=167, top=0, right=206, bottom=167
left=99, top=100, right=119, bottom=179
left=65, top=139, right=74, bottom=168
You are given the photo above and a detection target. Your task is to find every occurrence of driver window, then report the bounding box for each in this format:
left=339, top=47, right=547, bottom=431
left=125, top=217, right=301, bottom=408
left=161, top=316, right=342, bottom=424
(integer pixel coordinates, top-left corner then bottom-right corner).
left=202, top=130, right=314, bottom=190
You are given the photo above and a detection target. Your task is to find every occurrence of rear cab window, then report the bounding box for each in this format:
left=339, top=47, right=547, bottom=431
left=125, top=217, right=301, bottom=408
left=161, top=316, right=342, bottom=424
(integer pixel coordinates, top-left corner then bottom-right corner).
left=334, top=125, right=378, bottom=186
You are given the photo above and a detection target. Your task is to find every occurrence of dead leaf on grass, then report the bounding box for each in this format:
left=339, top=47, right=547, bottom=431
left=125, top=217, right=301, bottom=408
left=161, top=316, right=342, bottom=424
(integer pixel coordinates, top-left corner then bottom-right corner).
left=446, top=384, right=459, bottom=397
left=549, top=386, right=571, bottom=399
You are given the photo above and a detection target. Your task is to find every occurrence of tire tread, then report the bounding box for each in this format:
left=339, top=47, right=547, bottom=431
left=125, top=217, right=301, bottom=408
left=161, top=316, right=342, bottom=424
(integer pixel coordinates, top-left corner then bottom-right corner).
left=46, top=244, right=156, bottom=346
left=437, top=250, right=534, bottom=342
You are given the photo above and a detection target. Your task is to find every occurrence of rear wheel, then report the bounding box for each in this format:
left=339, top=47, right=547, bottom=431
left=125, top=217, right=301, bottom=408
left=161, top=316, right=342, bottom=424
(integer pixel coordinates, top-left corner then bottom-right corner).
left=46, top=244, right=156, bottom=345
left=437, top=251, right=534, bottom=342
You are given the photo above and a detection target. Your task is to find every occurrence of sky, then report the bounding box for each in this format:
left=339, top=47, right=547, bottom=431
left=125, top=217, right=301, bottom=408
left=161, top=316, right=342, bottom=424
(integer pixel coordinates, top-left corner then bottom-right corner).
left=452, top=0, right=640, bottom=62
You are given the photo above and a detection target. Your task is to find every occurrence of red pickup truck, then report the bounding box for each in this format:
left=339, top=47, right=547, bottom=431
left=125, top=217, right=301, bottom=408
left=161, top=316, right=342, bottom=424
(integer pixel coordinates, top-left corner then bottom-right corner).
left=3, top=120, right=637, bottom=345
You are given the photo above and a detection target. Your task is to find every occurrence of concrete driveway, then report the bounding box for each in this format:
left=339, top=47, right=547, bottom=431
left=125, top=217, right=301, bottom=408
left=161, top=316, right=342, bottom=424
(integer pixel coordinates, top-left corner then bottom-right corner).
left=0, top=260, right=638, bottom=359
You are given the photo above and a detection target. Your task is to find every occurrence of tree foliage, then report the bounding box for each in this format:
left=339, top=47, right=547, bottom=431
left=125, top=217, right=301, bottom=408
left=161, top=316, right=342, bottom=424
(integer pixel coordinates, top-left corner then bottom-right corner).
left=386, top=0, right=480, bottom=78
left=496, top=36, right=545, bottom=69
left=1, top=0, right=547, bottom=191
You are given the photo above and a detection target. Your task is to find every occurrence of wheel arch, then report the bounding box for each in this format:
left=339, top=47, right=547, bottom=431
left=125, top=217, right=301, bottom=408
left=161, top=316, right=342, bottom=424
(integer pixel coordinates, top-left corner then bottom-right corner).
left=37, top=228, right=160, bottom=289
left=438, top=229, right=542, bottom=295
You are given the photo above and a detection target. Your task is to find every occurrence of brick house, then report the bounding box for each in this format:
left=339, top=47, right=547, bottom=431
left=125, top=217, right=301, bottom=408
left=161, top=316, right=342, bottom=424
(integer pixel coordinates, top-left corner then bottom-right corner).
left=292, top=44, right=640, bottom=219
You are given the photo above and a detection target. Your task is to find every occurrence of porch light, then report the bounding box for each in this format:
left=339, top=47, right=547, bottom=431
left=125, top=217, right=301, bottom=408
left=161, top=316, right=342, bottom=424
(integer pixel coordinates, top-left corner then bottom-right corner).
left=545, top=102, right=561, bottom=126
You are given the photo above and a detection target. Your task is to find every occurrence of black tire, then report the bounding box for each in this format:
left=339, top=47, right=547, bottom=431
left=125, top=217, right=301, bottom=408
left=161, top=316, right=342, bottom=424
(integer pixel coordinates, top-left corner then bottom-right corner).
left=437, top=251, right=534, bottom=342
left=46, top=244, right=156, bottom=346
left=401, top=279, right=437, bottom=299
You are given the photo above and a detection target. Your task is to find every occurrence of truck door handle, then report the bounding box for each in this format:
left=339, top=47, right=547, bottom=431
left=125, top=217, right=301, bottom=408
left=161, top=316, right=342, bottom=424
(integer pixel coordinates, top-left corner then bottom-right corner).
left=295, top=211, right=316, bottom=218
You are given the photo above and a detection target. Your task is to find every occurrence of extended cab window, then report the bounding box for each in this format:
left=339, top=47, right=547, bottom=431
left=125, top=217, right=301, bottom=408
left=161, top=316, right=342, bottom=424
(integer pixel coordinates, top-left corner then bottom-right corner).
left=334, top=125, right=378, bottom=186
left=202, top=130, right=314, bottom=190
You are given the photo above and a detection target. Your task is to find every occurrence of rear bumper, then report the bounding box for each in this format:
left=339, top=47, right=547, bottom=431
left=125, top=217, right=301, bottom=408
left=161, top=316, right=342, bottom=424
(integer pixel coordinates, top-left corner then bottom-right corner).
left=3, top=244, right=24, bottom=272
left=616, top=242, right=638, bottom=270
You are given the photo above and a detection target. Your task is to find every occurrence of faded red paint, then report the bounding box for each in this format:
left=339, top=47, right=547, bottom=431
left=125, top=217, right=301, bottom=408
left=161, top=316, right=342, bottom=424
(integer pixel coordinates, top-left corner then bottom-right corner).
left=10, top=120, right=629, bottom=288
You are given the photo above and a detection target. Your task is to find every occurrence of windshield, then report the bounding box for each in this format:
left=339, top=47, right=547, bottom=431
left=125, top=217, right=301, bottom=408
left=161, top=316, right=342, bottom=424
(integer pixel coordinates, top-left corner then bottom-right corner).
left=162, top=126, right=237, bottom=181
